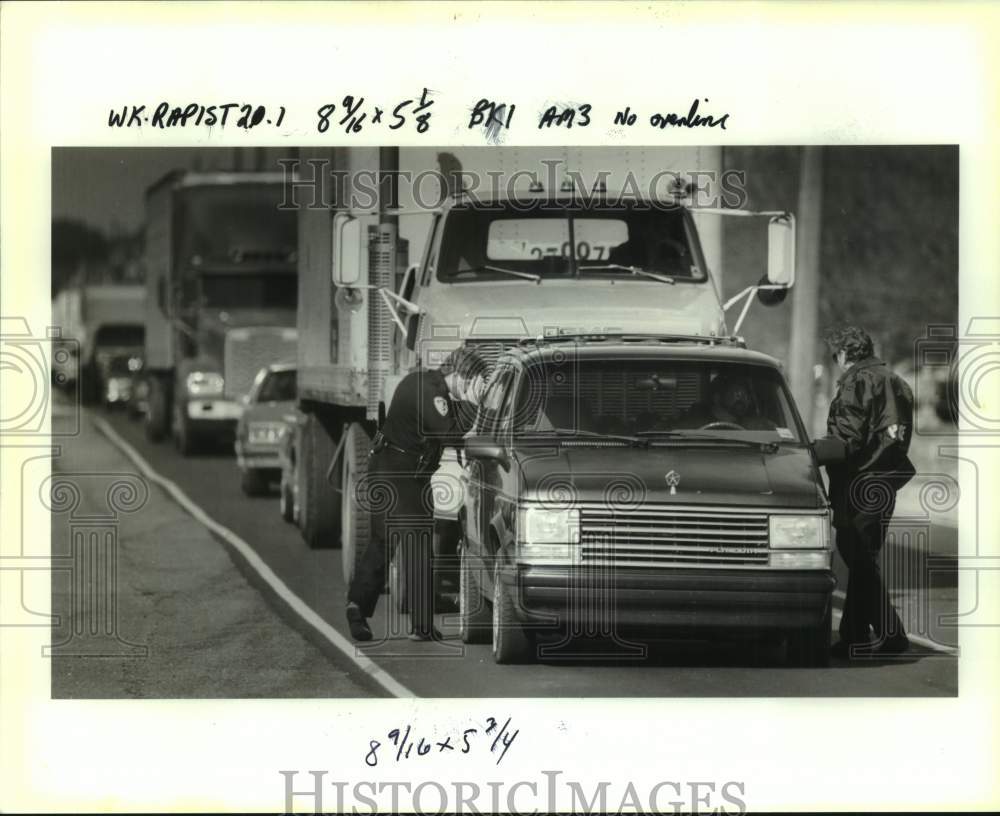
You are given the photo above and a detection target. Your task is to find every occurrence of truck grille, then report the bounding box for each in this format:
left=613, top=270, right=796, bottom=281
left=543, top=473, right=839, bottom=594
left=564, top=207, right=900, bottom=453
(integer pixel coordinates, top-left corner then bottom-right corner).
left=579, top=504, right=770, bottom=568
left=224, top=327, right=297, bottom=400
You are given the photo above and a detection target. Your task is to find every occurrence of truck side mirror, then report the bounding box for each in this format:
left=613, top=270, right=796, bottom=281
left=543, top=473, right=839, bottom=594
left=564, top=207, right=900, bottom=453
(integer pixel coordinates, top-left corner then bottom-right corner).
left=332, top=213, right=363, bottom=287
left=766, top=213, right=796, bottom=288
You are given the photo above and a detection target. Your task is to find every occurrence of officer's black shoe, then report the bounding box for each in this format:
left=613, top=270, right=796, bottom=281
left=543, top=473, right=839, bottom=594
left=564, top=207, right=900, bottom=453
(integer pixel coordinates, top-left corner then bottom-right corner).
left=408, top=626, right=443, bottom=642
left=346, top=604, right=373, bottom=642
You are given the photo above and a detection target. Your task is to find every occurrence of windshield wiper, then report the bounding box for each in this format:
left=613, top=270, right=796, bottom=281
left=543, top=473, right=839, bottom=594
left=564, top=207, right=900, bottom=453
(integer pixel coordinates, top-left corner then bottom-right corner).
left=457, top=264, right=541, bottom=283
left=520, top=428, right=649, bottom=447
left=578, top=264, right=675, bottom=285
left=635, top=430, right=780, bottom=453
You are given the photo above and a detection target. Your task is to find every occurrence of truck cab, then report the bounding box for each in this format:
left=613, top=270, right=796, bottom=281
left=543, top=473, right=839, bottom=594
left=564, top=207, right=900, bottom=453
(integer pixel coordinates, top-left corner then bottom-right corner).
left=142, top=172, right=298, bottom=455
left=393, top=192, right=727, bottom=377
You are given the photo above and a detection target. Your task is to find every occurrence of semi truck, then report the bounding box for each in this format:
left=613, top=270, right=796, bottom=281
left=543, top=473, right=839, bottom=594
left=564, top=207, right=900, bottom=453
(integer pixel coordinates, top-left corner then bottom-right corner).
left=287, top=147, right=796, bottom=590
left=51, top=283, right=145, bottom=405
left=142, top=170, right=298, bottom=455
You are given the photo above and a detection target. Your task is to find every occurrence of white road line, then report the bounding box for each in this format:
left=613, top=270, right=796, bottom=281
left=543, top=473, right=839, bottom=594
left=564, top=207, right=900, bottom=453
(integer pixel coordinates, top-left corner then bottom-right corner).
left=92, top=416, right=415, bottom=699
left=832, top=589, right=957, bottom=655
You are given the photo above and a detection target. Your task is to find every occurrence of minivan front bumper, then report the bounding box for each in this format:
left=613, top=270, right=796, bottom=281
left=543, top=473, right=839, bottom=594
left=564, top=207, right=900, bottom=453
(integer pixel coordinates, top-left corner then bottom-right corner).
left=503, top=565, right=835, bottom=633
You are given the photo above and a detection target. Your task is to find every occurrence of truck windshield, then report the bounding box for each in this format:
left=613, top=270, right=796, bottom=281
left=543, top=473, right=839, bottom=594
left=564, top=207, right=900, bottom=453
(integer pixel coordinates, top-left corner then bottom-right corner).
left=176, top=184, right=296, bottom=265
left=510, top=357, right=804, bottom=444
left=200, top=273, right=297, bottom=310
left=437, top=202, right=704, bottom=283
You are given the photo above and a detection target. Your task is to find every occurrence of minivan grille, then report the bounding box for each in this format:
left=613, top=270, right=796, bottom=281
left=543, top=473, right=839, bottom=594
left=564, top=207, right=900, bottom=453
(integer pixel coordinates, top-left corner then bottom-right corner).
left=579, top=504, right=769, bottom=568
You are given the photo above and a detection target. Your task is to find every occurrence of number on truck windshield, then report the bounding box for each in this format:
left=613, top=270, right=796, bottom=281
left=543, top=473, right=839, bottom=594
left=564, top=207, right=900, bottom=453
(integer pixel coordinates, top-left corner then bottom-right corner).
left=437, top=203, right=703, bottom=282
left=508, top=359, right=803, bottom=442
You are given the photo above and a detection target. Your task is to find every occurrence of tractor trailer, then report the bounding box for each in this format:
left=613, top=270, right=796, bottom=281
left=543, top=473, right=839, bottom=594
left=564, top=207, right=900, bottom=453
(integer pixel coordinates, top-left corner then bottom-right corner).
left=142, top=170, right=298, bottom=455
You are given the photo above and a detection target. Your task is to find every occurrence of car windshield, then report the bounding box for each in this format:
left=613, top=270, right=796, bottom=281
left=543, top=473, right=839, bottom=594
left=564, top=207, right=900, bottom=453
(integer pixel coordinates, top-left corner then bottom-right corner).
left=504, top=357, right=804, bottom=444
left=256, top=369, right=296, bottom=402
left=437, top=201, right=704, bottom=283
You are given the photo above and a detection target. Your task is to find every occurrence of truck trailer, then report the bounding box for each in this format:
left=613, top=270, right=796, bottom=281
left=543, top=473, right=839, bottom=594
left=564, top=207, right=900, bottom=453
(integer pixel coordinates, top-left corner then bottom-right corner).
left=51, top=283, right=145, bottom=405
left=287, top=147, right=796, bottom=589
left=142, top=171, right=298, bottom=455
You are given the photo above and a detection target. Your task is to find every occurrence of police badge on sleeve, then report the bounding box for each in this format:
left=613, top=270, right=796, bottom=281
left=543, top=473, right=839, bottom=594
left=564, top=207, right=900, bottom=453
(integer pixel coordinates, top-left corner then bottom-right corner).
left=433, top=396, right=449, bottom=417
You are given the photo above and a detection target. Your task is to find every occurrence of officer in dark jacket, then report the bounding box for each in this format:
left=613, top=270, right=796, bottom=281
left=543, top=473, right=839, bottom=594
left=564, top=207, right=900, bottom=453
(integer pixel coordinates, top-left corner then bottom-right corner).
left=346, top=346, right=487, bottom=642
left=824, top=326, right=915, bottom=658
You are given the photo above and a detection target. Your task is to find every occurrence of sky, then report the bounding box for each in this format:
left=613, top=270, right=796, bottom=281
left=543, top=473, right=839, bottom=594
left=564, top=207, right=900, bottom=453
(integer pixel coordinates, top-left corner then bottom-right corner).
left=52, top=147, right=297, bottom=234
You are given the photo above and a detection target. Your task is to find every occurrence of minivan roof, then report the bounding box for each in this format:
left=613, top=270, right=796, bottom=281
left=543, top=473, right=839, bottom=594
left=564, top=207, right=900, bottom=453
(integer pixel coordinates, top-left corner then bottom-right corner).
left=498, top=335, right=783, bottom=370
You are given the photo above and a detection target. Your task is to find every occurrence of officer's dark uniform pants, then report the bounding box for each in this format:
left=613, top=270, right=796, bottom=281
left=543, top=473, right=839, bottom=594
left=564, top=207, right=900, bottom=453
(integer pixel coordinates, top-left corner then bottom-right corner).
left=835, top=495, right=907, bottom=645
left=347, top=448, right=435, bottom=635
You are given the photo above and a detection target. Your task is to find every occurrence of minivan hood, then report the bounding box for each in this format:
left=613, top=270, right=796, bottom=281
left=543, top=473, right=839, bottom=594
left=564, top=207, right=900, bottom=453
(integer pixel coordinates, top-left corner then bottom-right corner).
left=516, top=443, right=824, bottom=509
left=421, top=279, right=725, bottom=339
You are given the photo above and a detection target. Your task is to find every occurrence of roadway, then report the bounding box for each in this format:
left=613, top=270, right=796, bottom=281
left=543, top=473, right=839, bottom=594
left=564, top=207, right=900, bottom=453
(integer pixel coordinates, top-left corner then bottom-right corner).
left=63, top=407, right=959, bottom=698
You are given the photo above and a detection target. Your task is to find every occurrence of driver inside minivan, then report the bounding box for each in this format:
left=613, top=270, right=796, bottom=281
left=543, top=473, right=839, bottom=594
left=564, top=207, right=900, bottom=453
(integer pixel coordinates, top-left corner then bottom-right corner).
left=677, top=374, right=777, bottom=430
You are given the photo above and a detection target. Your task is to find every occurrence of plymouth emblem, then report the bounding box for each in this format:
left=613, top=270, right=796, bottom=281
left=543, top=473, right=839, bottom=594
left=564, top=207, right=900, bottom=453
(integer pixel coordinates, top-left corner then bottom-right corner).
left=665, top=470, right=681, bottom=495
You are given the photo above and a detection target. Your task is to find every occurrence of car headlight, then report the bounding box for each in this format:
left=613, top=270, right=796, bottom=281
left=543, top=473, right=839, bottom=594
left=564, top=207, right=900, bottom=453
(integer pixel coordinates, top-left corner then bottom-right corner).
left=769, top=514, right=829, bottom=549
left=516, top=505, right=580, bottom=564
left=186, top=371, right=224, bottom=397
left=248, top=421, right=286, bottom=445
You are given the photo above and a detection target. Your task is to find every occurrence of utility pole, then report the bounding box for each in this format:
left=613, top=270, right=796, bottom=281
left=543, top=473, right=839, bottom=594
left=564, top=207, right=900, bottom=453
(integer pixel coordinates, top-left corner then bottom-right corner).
left=789, top=147, right=823, bottom=434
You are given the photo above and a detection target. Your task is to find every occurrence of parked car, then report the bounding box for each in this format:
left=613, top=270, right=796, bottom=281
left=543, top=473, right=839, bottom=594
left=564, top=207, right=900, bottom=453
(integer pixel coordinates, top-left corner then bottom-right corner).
left=235, top=363, right=297, bottom=496
left=458, top=334, right=844, bottom=665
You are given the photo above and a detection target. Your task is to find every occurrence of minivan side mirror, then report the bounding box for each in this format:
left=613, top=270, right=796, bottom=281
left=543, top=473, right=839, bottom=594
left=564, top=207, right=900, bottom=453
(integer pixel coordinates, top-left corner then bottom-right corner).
left=465, top=435, right=509, bottom=470
left=812, top=436, right=846, bottom=466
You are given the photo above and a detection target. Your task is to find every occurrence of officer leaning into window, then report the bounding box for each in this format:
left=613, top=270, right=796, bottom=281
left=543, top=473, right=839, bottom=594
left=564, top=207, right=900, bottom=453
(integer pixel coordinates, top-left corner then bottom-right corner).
left=346, top=346, right=487, bottom=642
left=824, top=326, right=915, bottom=659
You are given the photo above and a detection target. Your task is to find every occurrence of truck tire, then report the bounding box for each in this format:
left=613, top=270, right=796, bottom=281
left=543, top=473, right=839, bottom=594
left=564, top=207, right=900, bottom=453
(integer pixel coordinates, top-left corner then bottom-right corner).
left=173, top=404, right=199, bottom=456
left=388, top=546, right=408, bottom=614
left=340, top=423, right=372, bottom=584
left=145, top=376, right=169, bottom=442
left=299, top=413, right=340, bottom=549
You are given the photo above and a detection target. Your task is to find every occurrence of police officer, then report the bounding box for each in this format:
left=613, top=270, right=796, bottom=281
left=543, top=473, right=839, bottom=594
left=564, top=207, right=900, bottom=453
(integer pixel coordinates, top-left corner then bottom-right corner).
left=346, top=346, right=487, bottom=642
left=824, top=326, right=915, bottom=658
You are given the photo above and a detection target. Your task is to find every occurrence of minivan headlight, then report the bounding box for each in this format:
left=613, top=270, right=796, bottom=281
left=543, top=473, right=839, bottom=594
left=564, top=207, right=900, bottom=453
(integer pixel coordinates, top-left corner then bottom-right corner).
left=516, top=505, right=580, bottom=565
left=186, top=371, right=224, bottom=397
left=769, top=514, right=829, bottom=549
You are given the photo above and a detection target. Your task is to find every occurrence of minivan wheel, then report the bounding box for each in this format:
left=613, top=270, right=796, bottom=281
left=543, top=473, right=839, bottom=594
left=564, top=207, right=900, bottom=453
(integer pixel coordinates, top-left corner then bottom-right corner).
left=786, top=604, right=832, bottom=668
left=491, top=564, right=534, bottom=664
left=458, top=541, right=491, bottom=644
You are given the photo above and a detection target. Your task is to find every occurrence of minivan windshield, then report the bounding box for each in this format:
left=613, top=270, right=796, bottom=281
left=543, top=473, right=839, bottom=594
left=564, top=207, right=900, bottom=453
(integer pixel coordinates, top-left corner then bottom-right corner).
left=505, top=357, right=804, bottom=444
left=437, top=201, right=704, bottom=283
